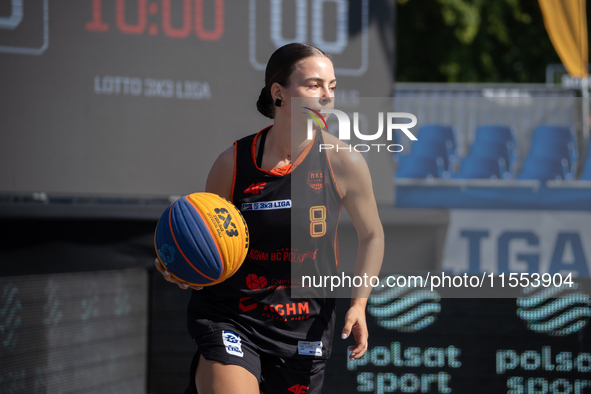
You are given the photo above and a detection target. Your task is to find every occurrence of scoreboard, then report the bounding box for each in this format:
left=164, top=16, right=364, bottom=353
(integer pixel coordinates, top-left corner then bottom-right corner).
left=0, top=0, right=395, bottom=198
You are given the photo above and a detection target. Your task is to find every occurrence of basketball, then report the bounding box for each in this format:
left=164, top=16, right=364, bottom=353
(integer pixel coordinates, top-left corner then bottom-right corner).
left=154, top=192, right=249, bottom=286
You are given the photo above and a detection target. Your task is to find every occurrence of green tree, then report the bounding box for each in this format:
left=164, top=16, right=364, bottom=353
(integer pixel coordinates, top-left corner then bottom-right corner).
left=395, top=0, right=587, bottom=83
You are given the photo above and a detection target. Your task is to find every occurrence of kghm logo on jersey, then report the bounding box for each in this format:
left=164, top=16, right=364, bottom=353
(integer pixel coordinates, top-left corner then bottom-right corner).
left=246, top=273, right=267, bottom=290
left=263, top=302, right=310, bottom=321
left=239, top=274, right=267, bottom=312
left=238, top=274, right=311, bottom=321
left=307, top=171, right=327, bottom=194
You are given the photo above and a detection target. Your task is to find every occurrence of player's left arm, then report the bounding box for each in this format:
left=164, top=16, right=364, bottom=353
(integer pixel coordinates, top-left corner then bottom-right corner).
left=329, top=140, right=384, bottom=361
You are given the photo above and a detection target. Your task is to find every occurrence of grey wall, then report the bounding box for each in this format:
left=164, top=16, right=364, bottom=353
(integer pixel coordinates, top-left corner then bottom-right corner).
left=0, top=269, right=148, bottom=393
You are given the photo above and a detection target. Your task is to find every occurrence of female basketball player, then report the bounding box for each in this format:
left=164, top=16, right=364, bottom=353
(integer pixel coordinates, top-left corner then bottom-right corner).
left=155, top=43, right=384, bottom=394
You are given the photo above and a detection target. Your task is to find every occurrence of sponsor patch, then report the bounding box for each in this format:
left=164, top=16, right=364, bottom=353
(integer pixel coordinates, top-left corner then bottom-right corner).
left=298, top=340, right=323, bottom=356
left=307, top=171, right=327, bottom=193
left=222, top=330, right=243, bottom=357
left=241, top=199, right=292, bottom=211
left=288, top=384, right=310, bottom=394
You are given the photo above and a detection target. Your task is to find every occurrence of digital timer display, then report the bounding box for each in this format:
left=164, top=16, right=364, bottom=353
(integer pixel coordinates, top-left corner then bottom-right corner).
left=85, top=0, right=224, bottom=40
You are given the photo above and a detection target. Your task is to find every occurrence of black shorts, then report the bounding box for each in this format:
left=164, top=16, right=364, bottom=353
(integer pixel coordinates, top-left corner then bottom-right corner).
left=185, top=320, right=327, bottom=394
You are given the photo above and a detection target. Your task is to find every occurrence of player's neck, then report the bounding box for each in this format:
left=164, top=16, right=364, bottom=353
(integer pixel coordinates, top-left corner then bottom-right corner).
left=265, top=125, right=292, bottom=164
left=268, top=119, right=312, bottom=161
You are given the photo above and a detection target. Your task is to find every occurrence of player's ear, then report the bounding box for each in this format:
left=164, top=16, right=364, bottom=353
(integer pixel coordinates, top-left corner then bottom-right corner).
left=270, top=82, right=284, bottom=103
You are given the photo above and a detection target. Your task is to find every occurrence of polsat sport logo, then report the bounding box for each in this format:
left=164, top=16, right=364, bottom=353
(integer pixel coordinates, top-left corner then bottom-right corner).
left=516, top=281, right=591, bottom=336
left=367, top=277, right=441, bottom=332
left=303, top=107, right=417, bottom=153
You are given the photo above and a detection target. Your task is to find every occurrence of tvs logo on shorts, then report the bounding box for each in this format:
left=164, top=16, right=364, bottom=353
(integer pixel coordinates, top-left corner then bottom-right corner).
left=288, top=384, right=309, bottom=394
left=307, top=171, right=327, bottom=194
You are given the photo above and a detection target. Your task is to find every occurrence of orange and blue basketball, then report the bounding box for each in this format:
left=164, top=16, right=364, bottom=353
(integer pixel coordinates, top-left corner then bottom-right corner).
left=154, top=192, right=249, bottom=286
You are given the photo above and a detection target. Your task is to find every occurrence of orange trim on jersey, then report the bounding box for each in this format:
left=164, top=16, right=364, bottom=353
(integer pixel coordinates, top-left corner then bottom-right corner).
left=269, top=164, right=292, bottom=176
left=325, top=132, right=343, bottom=200
left=250, top=126, right=273, bottom=175
left=250, top=126, right=315, bottom=176
left=230, top=141, right=238, bottom=203
left=335, top=203, right=343, bottom=272
left=170, top=198, right=219, bottom=283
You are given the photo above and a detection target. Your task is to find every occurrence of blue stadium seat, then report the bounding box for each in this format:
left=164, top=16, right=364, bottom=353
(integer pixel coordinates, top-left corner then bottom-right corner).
left=418, top=125, right=456, bottom=144
left=396, top=156, right=441, bottom=179
left=454, top=155, right=502, bottom=180
left=474, top=125, right=515, bottom=144
left=517, top=157, right=566, bottom=181
left=405, top=140, right=450, bottom=171
left=531, top=125, right=577, bottom=151
left=579, top=139, right=591, bottom=180
left=473, top=125, right=518, bottom=164
left=417, top=125, right=457, bottom=160
left=580, top=158, right=591, bottom=180
left=468, top=141, right=513, bottom=178
left=528, top=143, right=575, bottom=178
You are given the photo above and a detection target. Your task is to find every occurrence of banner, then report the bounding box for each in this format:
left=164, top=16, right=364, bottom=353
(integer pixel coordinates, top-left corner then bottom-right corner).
left=443, top=210, right=591, bottom=278
left=539, top=0, right=588, bottom=78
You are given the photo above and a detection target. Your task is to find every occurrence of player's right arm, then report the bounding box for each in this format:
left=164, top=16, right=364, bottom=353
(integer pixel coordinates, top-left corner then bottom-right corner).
left=155, top=145, right=236, bottom=290
left=205, top=145, right=236, bottom=200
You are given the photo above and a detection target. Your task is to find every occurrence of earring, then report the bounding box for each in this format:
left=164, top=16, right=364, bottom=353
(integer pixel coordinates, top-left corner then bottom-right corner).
left=274, top=98, right=282, bottom=107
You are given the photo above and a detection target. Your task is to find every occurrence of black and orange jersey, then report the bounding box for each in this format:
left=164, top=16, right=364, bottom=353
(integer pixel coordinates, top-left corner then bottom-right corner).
left=188, top=126, right=343, bottom=359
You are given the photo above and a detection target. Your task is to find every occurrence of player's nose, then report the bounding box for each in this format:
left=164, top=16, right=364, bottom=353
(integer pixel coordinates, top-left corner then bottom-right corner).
left=319, top=91, right=332, bottom=106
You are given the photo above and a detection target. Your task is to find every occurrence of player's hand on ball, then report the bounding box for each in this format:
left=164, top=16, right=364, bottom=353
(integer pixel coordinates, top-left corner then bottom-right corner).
left=154, top=258, right=203, bottom=291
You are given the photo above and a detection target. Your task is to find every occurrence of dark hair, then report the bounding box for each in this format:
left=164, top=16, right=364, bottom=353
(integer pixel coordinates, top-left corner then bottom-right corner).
left=256, top=43, right=327, bottom=119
